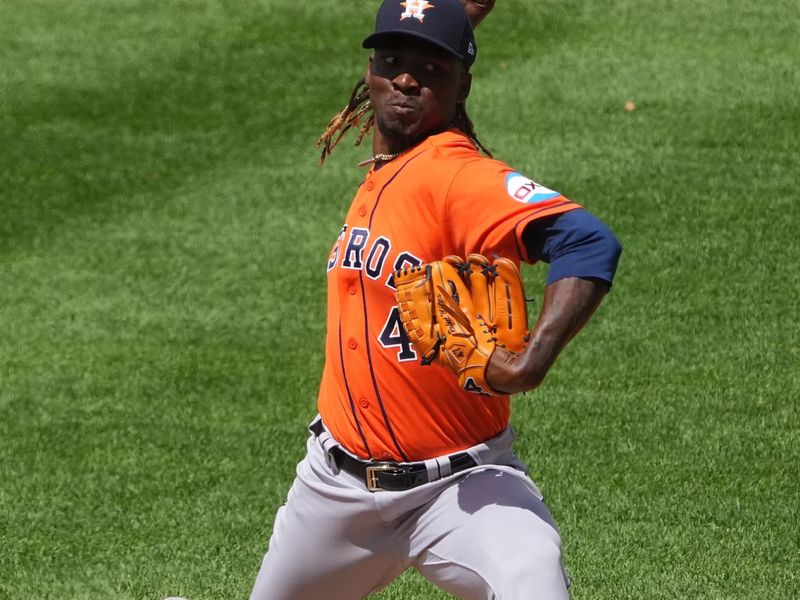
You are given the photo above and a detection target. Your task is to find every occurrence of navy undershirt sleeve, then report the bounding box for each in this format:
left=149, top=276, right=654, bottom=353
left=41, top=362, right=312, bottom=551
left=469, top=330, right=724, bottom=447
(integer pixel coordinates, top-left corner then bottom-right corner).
left=522, top=208, right=622, bottom=286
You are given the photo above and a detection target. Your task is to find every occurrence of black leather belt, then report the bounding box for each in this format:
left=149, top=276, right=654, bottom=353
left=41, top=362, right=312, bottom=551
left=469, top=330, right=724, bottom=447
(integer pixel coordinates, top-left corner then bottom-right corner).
left=310, top=419, right=477, bottom=492
left=328, top=445, right=477, bottom=492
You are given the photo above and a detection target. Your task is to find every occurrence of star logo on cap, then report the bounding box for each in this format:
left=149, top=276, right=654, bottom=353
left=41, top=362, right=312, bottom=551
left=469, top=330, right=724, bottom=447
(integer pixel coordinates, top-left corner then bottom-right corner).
left=400, top=0, right=434, bottom=22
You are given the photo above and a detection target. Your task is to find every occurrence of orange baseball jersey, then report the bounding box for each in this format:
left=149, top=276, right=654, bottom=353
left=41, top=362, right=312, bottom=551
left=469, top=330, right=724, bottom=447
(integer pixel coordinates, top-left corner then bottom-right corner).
left=318, top=130, right=581, bottom=462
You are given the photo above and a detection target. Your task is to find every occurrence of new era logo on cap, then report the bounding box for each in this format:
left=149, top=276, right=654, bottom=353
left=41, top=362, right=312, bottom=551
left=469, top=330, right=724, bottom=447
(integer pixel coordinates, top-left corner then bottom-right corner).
left=400, top=0, right=434, bottom=22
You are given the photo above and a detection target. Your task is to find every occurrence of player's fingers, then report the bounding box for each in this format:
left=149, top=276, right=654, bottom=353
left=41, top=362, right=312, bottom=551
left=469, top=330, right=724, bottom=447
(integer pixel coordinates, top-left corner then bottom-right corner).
left=466, top=253, right=493, bottom=324
left=442, top=255, right=465, bottom=265
left=441, top=255, right=471, bottom=288
left=492, top=258, right=529, bottom=352
left=430, top=260, right=478, bottom=368
left=440, top=260, right=475, bottom=309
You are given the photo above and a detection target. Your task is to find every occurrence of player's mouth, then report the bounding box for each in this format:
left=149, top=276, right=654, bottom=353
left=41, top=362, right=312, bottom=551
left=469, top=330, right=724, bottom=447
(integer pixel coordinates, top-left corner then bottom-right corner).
left=387, top=101, right=419, bottom=117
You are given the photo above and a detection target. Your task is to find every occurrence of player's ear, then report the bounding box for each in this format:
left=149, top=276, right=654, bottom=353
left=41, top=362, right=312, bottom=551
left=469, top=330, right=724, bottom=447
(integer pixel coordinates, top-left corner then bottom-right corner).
left=365, top=55, right=374, bottom=81
left=457, top=70, right=472, bottom=103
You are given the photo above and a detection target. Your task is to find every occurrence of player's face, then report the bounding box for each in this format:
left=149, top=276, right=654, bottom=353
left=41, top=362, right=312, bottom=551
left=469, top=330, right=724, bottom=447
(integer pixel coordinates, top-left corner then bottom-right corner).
left=366, top=37, right=471, bottom=150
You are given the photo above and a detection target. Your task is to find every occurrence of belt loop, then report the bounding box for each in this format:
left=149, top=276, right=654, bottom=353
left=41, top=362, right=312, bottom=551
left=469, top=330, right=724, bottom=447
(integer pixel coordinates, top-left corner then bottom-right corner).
left=436, top=456, right=453, bottom=478
left=423, top=458, right=440, bottom=483
left=310, top=417, right=340, bottom=473
left=324, top=449, right=338, bottom=472
left=422, top=456, right=453, bottom=483
left=465, top=443, right=489, bottom=467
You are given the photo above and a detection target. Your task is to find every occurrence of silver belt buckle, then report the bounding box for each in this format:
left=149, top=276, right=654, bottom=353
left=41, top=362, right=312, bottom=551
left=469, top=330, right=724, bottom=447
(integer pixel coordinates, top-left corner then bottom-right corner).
left=365, top=464, right=397, bottom=492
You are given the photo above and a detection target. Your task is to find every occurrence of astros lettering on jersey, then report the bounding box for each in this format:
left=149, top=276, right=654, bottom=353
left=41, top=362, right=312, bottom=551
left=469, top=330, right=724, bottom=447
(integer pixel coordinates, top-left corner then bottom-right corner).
left=319, top=130, right=581, bottom=462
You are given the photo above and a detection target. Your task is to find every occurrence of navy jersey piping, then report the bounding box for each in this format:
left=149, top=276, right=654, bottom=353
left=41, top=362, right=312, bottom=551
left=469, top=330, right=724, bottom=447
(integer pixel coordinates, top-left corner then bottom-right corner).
left=338, top=321, right=373, bottom=457
left=356, top=154, right=425, bottom=462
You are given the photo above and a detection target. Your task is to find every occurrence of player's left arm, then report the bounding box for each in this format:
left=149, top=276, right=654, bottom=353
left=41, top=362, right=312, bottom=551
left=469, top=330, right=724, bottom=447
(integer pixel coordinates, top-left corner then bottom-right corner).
left=486, top=208, right=622, bottom=394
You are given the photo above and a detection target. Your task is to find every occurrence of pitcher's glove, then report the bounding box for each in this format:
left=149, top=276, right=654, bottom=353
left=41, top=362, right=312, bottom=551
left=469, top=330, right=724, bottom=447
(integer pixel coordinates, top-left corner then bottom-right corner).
left=394, top=254, right=529, bottom=396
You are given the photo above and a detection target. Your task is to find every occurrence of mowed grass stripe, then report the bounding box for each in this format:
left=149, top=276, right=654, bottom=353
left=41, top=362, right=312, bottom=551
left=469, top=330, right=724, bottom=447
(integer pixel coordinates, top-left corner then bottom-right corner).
left=1, top=1, right=798, bottom=599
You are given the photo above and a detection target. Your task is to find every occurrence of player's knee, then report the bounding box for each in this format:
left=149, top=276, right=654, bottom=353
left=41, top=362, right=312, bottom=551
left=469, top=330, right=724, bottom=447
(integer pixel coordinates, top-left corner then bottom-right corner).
left=490, top=538, right=566, bottom=599
left=519, top=535, right=560, bottom=566
left=525, top=538, right=563, bottom=575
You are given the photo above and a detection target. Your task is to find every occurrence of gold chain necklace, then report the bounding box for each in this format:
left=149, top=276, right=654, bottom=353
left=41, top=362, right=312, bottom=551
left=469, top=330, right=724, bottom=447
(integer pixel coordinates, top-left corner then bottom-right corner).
left=358, top=151, right=404, bottom=167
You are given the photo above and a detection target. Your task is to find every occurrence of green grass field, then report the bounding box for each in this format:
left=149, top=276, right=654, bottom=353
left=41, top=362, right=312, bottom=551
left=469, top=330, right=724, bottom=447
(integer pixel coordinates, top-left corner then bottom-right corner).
left=1, top=0, right=798, bottom=598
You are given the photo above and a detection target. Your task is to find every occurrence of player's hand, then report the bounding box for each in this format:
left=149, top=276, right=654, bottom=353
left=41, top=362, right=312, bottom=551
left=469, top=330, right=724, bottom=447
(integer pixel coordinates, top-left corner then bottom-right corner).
left=484, top=346, right=520, bottom=394
left=459, top=0, right=496, bottom=28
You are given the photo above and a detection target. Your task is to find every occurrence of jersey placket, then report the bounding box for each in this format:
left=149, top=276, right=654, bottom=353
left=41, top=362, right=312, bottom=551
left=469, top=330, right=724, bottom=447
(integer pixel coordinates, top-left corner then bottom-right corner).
left=336, top=165, right=409, bottom=461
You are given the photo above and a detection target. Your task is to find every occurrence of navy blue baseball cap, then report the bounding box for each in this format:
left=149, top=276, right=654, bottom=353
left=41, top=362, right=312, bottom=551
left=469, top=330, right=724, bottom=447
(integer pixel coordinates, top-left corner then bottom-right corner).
left=363, top=0, right=477, bottom=68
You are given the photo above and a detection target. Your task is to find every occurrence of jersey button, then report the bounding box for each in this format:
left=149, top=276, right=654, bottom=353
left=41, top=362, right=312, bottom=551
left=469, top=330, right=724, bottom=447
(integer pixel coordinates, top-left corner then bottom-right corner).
left=358, top=205, right=367, bottom=217
left=347, top=284, right=357, bottom=295
left=348, top=338, right=358, bottom=350
left=359, top=398, right=369, bottom=409
left=365, top=181, right=375, bottom=191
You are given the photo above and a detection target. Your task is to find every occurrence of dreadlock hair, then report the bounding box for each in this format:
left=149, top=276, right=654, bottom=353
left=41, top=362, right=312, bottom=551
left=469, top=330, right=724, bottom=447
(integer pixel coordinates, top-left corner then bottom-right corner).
left=316, top=77, right=492, bottom=165
left=316, top=78, right=373, bottom=164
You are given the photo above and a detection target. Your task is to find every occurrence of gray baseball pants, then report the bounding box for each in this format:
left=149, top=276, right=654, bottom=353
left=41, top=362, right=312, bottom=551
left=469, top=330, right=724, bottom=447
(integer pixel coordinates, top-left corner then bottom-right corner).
left=250, top=420, right=570, bottom=599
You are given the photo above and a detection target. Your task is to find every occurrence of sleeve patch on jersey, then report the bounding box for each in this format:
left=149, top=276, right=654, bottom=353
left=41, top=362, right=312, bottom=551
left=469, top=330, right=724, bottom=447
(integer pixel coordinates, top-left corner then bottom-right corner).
left=505, top=173, right=561, bottom=204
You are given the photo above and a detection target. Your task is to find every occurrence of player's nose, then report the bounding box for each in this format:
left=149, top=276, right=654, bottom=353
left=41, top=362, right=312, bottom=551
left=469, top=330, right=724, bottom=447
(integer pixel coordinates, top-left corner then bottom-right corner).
left=392, top=71, right=420, bottom=94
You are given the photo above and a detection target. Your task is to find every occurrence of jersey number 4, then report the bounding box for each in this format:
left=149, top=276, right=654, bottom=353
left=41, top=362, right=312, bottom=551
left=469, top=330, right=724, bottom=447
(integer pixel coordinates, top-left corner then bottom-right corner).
left=378, top=307, right=417, bottom=362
